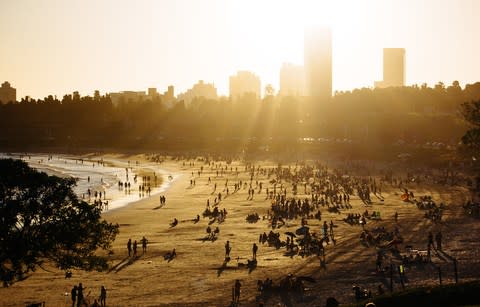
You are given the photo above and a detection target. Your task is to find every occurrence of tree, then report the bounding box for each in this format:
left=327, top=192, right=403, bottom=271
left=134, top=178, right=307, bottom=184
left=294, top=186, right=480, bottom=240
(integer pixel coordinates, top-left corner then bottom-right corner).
left=264, top=84, right=275, bottom=97
left=0, top=159, right=119, bottom=286
left=461, top=100, right=480, bottom=153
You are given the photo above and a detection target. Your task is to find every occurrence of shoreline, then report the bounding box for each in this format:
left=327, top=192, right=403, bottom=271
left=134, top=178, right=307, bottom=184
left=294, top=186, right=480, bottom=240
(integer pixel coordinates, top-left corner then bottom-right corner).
left=1, top=152, right=182, bottom=213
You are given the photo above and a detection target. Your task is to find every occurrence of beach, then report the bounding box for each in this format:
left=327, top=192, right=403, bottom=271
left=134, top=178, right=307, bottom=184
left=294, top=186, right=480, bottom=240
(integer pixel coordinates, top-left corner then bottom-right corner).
left=1, top=154, right=479, bottom=306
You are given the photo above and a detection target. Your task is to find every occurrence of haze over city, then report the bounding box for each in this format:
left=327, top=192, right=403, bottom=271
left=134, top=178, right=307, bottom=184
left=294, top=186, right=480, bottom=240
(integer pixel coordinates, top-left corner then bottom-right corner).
left=1, top=0, right=479, bottom=99
left=2, top=1, right=480, bottom=306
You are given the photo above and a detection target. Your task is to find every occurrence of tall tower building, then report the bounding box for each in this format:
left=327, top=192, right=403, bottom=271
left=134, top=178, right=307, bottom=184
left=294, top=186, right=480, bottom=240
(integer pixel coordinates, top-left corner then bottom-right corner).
left=375, top=48, right=405, bottom=88
left=304, top=27, right=332, bottom=99
left=279, top=63, right=305, bottom=97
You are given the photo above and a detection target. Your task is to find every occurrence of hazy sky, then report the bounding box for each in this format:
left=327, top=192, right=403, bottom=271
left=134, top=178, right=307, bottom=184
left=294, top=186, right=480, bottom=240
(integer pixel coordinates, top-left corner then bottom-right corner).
left=1, top=0, right=479, bottom=99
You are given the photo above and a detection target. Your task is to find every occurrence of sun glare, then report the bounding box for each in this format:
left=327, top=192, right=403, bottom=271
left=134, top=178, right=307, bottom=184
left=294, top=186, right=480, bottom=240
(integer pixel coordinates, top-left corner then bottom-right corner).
left=230, top=0, right=367, bottom=33
left=226, top=0, right=371, bottom=93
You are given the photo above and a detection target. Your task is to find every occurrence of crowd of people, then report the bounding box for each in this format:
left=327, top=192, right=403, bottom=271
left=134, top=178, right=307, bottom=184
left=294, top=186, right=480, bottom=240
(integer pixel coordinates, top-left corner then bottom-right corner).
left=415, top=195, right=445, bottom=222
left=70, top=283, right=106, bottom=307
left=126, top=236, right=148, bottom=257
left=77, top=155, right=471, bottom=306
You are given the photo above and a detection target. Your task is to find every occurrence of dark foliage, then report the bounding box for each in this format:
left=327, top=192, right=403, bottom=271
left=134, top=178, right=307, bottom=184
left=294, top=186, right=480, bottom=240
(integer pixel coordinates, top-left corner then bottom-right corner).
left=461, top=100, right=480, bottom=153
left=0, top=159, right=119, bottom=286
left=0, top=82, right=479, bottom=153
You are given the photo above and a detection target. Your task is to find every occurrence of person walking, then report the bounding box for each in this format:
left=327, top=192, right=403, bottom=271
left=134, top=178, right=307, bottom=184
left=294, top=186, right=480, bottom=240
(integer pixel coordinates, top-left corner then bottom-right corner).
left=323, top=221, right=328, bottom=240
left=133, top=240, right=138, bottom=256
left=435, top=231, right=443, bottom=250
left=141, top=236, right=148, bottom=254
left=329, top=220, right=335, bottom=241
left=127, top=239, right=132, bottom=257
left=225, top=240, right=231, bottom=259
left=70, top=285, right=77, bottom=307
left=234, top=279, right=241, bottom=303
left=428, top=232, right=434, bottom=249
left=252, top=243, right=258, bottom=260
left=99, top=285, right=107, bottom=307
left=76, top=283, right=85, bottom=307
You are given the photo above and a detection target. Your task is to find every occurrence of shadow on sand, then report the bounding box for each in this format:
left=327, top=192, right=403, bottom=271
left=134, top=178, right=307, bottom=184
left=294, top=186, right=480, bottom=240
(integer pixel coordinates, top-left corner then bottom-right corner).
left=109, top=256, right=140, bottom=273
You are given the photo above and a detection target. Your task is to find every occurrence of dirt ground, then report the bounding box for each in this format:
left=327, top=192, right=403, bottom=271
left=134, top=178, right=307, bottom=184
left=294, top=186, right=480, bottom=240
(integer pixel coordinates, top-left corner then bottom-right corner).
left=1, top=155, right=479, bottom=307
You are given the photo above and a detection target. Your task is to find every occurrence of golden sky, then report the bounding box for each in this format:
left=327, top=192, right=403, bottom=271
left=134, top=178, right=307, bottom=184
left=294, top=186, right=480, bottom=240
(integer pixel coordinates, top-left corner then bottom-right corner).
left=0, top=0, right=479, bottom=99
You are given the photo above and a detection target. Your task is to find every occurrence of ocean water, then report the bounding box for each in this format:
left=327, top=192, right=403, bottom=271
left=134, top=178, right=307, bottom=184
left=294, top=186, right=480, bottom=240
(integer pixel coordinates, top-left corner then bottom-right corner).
left=1, top=153, right=179, bottom=212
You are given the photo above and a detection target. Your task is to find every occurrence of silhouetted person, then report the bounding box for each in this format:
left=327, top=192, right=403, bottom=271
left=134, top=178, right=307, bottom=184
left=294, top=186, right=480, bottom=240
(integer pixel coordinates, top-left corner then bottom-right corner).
left=71, top=285, right=77, bottom=307
left=77, top=283, right=85, bottom=307
left=133, top=240, right=138, bottom=256
left=165, top=248, right=176, bottom=260
left=435, top=231, right=443, bottom=250
left=428, top=232, right=434, bottom=249
left=141, top=236, right=148, bottom=254
left=252, top=243, right=258, bottom=260
left=127, top=239, right=132, bottom=257
left=100, top=285, right=107, bottom=307
left=234, top=279, right=241, bottom=302
left=225, top=240, right=231, bottom=258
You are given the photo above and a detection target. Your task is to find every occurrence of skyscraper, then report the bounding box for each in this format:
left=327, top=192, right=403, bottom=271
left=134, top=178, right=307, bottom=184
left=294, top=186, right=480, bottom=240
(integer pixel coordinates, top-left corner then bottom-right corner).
left=279, top=63, right=305, bottom=97
left=229, top=71, right=261, bottom=100
left=304, top=27, right=332, bottom=99
left=375, top=48, right=405, bottom=88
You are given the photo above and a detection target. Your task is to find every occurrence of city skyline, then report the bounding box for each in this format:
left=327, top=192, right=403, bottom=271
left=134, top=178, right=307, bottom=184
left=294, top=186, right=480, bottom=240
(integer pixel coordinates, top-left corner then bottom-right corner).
left=1, top=0, right=479, bottom=99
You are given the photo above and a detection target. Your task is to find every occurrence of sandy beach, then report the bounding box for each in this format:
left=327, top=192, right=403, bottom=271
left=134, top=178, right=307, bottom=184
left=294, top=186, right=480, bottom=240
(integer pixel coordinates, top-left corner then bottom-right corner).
left=1, top=154, right=479, bottom=307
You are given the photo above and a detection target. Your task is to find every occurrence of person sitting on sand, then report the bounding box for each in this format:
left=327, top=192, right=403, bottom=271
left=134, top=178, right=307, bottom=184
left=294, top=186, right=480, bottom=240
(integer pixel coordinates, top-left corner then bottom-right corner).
left=164, top=248, right=177, bottom=260
left=170, top=218, right=178, bottom=227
